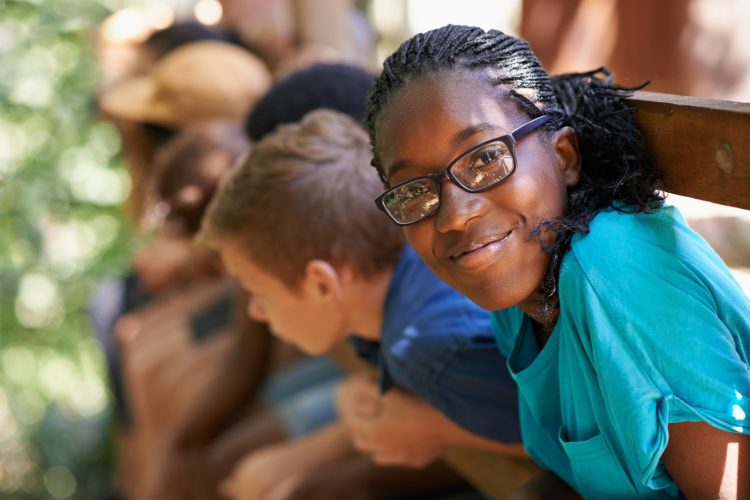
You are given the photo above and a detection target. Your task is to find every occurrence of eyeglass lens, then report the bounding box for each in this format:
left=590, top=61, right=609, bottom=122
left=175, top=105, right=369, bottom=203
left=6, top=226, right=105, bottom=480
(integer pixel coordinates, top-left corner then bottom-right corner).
left=452, top=140, right=513, bottom=189
left=383, top=139, right=513, bottom=224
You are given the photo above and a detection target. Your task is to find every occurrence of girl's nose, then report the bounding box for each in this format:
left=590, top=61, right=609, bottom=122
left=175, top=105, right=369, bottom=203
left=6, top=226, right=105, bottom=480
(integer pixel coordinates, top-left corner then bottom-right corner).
left=434, top=181, right=486, bottom=233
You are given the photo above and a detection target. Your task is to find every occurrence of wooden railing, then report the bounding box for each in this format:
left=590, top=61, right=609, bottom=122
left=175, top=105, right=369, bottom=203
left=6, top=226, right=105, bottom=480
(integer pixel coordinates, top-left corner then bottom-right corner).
left=630, top=92, right=750, bottom=210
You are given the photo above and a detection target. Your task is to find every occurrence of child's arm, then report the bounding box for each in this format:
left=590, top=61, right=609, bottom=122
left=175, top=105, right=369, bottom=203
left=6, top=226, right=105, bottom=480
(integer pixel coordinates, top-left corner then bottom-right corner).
left=147, top=304, right=273, bottom=499
left=220, top=422, right=356, bottom=500
left=170, top=304, right=273, bottom=448
left=338, top=376, right=540, bottom=497
left=662, top=420, right=750, bottom=499
left=337, top=375, right=526, bottom=468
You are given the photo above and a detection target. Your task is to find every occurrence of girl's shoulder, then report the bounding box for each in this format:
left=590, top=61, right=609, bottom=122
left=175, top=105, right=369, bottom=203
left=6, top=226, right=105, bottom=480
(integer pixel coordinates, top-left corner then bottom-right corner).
left=557, top=202, right=749, bottom=339
left=557, top=202, right=750, bottom=352
left=565, top=203, right=725, bottom=283
left=570, top=203, right=690, bottom=257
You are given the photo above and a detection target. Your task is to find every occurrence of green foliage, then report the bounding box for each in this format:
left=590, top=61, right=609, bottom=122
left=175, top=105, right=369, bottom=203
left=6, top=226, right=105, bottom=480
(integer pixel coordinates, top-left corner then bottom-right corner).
left=0, top=0, right=138, bottom=497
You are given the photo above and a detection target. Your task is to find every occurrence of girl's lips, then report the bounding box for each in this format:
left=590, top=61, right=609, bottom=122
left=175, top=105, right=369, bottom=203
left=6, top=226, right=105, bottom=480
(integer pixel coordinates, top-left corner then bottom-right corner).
left=449, top=232, right=512, bottom=270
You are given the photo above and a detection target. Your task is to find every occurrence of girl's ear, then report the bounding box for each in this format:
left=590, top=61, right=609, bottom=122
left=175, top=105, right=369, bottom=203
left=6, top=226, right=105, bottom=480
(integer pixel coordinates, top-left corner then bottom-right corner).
left=552, top=126, right=582, bottom=187
left=303, top=260, right=343, bottom=303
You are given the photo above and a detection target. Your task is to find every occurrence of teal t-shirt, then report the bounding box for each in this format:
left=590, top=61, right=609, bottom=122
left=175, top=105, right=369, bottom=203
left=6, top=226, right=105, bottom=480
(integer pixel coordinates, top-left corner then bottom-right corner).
left=491, top=205, right=750, bottom=499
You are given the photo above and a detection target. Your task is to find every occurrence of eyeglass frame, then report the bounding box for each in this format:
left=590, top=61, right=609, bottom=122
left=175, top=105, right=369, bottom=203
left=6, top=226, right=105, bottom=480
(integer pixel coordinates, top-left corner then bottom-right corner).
left=375, top=114, right=552, bottom=226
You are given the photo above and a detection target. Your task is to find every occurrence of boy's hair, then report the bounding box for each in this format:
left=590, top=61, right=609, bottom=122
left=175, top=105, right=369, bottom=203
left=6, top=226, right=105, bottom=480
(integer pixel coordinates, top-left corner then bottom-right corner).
left=200, top=109, right=404, bottom=288
left=365, top=24, right=664, bottom=307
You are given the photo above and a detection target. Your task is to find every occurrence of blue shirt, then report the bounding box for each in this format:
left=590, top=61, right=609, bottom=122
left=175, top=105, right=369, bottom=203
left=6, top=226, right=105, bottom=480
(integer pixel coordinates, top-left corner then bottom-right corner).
left=351, top=244, right=521, bottom=443
left=492, top=205, right=750, bottom=498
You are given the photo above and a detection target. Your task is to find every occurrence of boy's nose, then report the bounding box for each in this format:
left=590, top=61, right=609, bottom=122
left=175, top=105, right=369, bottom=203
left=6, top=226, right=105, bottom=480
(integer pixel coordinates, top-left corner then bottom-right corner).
left=434, top=181, right=485, bottom=233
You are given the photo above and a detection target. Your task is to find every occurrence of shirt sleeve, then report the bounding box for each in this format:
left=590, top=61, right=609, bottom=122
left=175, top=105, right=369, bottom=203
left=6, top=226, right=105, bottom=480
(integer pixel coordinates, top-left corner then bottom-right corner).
left=561, top=208, right=750, bottom=490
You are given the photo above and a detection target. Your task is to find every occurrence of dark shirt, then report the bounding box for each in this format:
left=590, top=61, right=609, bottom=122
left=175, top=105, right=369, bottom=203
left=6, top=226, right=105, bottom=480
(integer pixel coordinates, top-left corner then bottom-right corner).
left=350, top=245, right=520, bottom=443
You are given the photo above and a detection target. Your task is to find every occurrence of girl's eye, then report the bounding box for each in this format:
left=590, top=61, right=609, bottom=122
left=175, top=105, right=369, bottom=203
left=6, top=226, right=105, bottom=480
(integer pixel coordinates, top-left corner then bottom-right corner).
left=469, top=145, right=505, bottom=170
left=405, top=183, right=427, bottom=198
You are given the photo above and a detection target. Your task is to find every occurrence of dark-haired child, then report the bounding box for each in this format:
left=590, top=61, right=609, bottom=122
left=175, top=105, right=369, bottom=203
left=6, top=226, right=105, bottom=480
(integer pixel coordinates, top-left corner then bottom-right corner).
left=365, top=24, right=750, bottom=499
left=245, top=62, right=377, bottom=142
left=200, top=109, right=533, bottom=498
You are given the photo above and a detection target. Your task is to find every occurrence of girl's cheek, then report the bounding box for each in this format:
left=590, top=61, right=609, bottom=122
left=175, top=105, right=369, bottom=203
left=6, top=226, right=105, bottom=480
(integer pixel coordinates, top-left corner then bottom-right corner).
left=511, top=166, right=567, bottom=217
left=403, top=225, right=432, bottom=256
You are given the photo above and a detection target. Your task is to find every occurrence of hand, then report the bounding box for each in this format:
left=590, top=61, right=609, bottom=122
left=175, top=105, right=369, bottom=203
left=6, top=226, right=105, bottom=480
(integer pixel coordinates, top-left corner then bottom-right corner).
left=336, top=375, right=381, bottom=422
left=337, top=378, right=451, bottom=468
left=219, top=443, right=310, bottom=500
left=220, top=424, right=355, bottom=500
left=285, top=458, right=376, bottom=500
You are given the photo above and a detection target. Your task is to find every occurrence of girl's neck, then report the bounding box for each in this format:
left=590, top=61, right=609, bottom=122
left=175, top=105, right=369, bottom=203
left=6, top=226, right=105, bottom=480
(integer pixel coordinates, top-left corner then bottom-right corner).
left=518, top=289, right=559, bottom=348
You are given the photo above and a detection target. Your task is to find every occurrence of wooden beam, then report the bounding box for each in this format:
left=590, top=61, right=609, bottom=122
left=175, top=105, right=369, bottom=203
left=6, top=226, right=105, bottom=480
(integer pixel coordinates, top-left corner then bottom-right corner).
left=629, top=91, right=750, bottom=210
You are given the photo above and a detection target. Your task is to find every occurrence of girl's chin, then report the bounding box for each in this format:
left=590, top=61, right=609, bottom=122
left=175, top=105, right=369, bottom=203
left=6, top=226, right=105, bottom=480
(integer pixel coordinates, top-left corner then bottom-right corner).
left=452, top=281, right=510, bottom=311
left=473, top=295, right=517, bottom=312
left=452, top=276, right=541, bottom=312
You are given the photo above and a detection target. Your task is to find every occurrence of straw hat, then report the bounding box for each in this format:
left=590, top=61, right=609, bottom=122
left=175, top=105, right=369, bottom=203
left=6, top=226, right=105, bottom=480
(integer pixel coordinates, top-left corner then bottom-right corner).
left=99, top=41, right=272, bottom=126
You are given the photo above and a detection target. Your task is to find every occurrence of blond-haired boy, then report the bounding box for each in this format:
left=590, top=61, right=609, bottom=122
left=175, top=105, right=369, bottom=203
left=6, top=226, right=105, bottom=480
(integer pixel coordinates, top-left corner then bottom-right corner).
left=201, top=109, right=529, bottom=497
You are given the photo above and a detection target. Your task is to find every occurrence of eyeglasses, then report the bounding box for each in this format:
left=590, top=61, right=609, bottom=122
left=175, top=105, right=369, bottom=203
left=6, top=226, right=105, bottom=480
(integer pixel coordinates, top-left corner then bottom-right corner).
left=375, top=115, right=551, bottom=226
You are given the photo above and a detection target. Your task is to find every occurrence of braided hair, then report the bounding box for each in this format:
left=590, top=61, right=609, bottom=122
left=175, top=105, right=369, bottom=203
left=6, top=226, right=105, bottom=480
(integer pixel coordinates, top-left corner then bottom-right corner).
left=365, top=24, right=664, bottom=311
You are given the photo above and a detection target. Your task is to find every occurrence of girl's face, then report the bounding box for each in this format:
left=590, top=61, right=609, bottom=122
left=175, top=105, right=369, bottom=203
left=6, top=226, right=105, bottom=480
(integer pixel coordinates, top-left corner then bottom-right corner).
left=375, top=70, right=580, bottom=312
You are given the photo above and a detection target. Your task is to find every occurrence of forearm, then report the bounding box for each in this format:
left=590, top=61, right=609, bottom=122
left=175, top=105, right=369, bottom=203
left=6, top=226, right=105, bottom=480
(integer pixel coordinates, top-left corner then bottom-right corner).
left=206, top=408, right=288, bottom=480
left=173, top=320, right=272, bottom=448
left=429, top=407, right=527, bottom=458
left=224, top=421, right=357, bottom=475
left=297, top=421, right=358, bottom=463
left=342, top=381, right=528, bottom=470
left=443, top=422, right=528, bottom=458
left=219, top=421, right=358, bottom=500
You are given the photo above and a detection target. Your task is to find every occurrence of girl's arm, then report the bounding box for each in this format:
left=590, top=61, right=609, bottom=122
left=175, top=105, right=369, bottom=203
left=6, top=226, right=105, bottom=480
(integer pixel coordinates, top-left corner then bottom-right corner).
left=663, top=421, right=750, bottom=499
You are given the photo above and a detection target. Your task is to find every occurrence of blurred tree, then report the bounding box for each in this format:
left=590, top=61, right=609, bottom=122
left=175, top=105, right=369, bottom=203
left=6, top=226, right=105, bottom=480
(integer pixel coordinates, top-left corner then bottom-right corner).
left=0, top=0, right=138, bottom=498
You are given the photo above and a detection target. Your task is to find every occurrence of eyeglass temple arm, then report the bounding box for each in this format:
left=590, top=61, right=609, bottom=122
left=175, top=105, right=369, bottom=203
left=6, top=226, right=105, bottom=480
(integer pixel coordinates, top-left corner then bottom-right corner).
left=509, top=115, right=551, bottom=144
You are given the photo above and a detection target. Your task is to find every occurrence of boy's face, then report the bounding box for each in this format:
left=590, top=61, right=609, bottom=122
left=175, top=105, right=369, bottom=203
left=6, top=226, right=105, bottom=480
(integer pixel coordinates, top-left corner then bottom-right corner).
left=375, top=70, right=579, bottom=311
left=219, top=240, right=346, bottom=355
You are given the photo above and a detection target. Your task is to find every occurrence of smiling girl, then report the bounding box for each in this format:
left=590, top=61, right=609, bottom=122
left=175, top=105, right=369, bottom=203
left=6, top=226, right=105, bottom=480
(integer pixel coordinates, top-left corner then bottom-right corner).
left=365, top=25, right=750, bottom=499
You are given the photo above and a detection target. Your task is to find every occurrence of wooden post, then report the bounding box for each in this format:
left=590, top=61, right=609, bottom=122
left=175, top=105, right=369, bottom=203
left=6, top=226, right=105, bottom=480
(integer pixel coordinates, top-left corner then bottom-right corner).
left=629, top=91, right=750, bottom=210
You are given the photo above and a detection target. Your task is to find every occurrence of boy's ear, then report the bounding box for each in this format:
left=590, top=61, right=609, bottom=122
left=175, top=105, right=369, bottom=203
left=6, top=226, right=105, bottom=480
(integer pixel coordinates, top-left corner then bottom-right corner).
left=303, top=260, right=343, bottom=303
left=552, top=126, right=582, bottom=187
